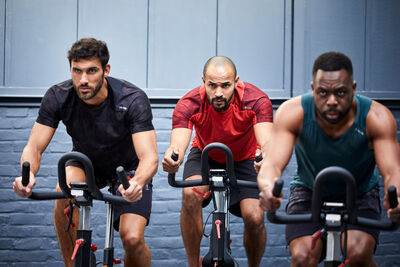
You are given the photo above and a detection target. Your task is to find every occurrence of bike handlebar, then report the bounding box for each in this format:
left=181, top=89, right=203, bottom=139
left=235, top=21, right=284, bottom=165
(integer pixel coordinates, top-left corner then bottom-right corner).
left=21, top=152, right=129, bottom=204
left=167, top=142, right=258, bottom=189
left=267, top=166, right=399, bottom=230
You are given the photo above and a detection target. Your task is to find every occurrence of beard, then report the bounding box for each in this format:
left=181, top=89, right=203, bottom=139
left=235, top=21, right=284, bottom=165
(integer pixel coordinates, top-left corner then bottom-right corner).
left=73, top=77, right=104, bottom=101
left=317, top=105, right=351, bottom=124
left=209, top=93, right=234, bottom=112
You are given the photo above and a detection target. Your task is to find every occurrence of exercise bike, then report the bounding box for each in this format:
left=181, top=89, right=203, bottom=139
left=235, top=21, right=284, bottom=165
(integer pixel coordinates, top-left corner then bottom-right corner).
left=21, top=151, right=132, bottom=267
left=267, top=166, right=399, bottom=267
left=168, top=142, right=259, bottom=267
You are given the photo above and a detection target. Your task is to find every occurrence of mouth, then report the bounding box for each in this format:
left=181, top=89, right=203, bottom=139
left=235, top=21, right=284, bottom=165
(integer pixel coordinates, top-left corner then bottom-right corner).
left=79, top=86, right=92, bottom=93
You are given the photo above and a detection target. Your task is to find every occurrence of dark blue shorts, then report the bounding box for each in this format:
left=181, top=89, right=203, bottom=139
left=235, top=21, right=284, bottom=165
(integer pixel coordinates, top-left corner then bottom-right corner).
left=286, top=186, right=381, bottom=259
left=66, top=159, right=152, bottom=231
left=182, top=147, right=259, bottom=217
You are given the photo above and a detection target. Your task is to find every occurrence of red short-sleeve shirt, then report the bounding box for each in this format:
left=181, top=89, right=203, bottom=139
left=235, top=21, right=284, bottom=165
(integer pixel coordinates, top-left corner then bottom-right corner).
left=173, top=81, right=273, bottom=163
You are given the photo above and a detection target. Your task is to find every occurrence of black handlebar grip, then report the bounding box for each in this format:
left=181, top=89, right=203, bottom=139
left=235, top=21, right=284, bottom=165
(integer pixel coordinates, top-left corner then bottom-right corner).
left=272, top=179, right=284, bottom=198
left=255, top=154, right=263, bottom=163
left=22, top=162, right=30, bottom=187
left=171, top=152, right=179, bottom=161
left=116, top=166, right=130, bottom=190
left=388, top=186, right=398, bottom=209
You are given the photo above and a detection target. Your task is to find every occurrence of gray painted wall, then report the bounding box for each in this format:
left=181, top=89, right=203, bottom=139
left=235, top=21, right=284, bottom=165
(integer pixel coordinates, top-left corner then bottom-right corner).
left=0, top=0, right=400, bottom=266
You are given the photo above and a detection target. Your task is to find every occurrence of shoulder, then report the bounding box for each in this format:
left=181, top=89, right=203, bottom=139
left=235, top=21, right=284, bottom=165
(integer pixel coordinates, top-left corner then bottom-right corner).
left=108, top=77, right=150, bottom=105
left=274, top=95, right=304, bottom=134
left=366, top=100, right=397, bottom=139
left=241, top=82, right=269, bottom=99
left=42, top=79, right=74, bottom=104
left=175, top=85, right=203, bottom=113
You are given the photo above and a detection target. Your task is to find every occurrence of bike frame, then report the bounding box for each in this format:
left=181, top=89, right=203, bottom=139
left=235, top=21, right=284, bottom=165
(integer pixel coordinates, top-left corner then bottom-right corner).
left=267, top=166, right=398, bottom=267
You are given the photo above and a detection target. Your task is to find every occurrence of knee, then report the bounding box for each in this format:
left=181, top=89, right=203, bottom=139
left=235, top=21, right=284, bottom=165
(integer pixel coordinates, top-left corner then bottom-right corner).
left=243, top=213, right=264, bottom=231
left=182, top=187, right=203, bottom=211
left=291, top=249, right=319, bottom=267
left=121, top=232, right=145, bottom=251
left=345, top=245, right=374, bottom=265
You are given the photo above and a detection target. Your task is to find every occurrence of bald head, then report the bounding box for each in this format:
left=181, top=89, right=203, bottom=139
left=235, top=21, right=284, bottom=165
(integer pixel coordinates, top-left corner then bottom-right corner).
left=203, top=56, right=237, bottom=78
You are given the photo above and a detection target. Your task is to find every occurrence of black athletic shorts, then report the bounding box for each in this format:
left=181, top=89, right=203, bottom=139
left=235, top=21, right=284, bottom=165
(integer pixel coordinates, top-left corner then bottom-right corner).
left=182, top=147, right=259, bottom=217
left=286, top=186, right=381, bottom=260
left=65, top=159, right=152, bottom=231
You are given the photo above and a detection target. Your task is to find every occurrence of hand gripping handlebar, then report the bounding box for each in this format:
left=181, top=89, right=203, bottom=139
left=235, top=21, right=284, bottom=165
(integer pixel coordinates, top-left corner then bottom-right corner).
left=167, top=142, right=258, bottom=189
left=267, top=166, right=398, bottom=230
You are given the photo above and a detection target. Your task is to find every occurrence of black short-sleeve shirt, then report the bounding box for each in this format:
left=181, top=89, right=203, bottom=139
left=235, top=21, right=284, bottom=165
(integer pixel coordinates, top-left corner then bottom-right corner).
left=37, top=76, right=154, bottom=179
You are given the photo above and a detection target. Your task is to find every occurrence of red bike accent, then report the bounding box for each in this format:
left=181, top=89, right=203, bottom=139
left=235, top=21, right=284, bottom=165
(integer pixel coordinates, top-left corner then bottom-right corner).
left=71, top=239, right=84, bottom=260
left=114, top=259, right=122, bottom=264
left=311, top=229, right=324, bottom=250
left=63, top=205, right=75, bottom=228
left=192, top=187, right=211, bottom=199
left=90, top=244, right=97, bottom=252
left=338, top=259, right=350, bottom=267
left=215, top=220, right=221, bottom=239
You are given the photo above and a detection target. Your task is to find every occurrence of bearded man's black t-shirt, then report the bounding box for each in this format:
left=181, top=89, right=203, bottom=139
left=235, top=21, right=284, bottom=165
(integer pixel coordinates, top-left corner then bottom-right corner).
left=37, top=76, right=154, bottom=184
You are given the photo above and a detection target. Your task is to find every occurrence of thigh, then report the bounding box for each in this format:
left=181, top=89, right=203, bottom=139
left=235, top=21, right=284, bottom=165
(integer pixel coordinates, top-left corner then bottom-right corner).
left=229, top=159, right=260, bottom=217
left=342, top=229, right=376, bottom=255
left=113, top=181, right=153, bottom=231
left=119, top=213, right=148, bottom=239
left=347, top=188, right=381, bottom=244
left=56, top=165, right=86, bottom=191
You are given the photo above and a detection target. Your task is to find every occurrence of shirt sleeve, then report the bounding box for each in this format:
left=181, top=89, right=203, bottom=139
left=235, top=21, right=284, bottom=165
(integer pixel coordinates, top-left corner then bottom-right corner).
left=172, top=98, right=193, bottom=129
left=126, top=90, right=154, bottom=134
left=253, top=95, right=273, bottom=123
left=36, top=87, right=61, bottom=128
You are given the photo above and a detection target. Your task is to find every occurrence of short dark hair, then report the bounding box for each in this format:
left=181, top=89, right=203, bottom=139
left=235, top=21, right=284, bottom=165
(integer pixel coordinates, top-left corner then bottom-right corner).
left=312, top=51, right=353, bottom=77
left=203, top=56, right=237, bottom=78
left=67, top=38, right=109, bottom=69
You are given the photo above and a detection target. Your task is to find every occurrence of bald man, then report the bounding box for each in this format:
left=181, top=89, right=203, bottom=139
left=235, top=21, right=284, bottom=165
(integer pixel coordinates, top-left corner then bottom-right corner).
left=162, top=56, right=273, bottom=267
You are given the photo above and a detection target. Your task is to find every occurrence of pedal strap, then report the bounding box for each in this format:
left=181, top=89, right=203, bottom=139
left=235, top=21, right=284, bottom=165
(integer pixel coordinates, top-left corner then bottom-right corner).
left=311, top=228, right=325, bottom=250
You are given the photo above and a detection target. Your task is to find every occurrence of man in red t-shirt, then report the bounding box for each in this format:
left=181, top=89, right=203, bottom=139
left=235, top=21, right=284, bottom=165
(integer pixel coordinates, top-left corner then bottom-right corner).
left=162, top=56, right=273, bottom=267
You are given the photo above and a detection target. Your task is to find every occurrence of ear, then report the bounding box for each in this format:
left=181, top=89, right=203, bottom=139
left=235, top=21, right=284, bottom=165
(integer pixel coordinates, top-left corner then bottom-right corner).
left=310, top=81, right=314, bottom=91
left=352, top=80, right=357, bottom=96
left=104, top=64, right=111, bottom=77
left=234, top=76, right=239, bottom=83
left=202, top=76, right=205, bottom=84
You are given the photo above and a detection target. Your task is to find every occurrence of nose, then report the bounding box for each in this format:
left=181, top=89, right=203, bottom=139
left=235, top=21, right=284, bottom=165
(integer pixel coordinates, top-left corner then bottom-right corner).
left=215, top=87, right=223, bottom=98
left=80, top=72, right=88, bottom=85
left=326, top=93, right=338, bottom=106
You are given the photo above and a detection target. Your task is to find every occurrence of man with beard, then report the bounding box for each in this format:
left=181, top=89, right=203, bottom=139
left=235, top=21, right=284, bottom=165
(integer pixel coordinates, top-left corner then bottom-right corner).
left=13, top=38, right=158, bottom=267
left=162, top=56, right=273, bottom=267
left=258, top=51, right=400, bottom=266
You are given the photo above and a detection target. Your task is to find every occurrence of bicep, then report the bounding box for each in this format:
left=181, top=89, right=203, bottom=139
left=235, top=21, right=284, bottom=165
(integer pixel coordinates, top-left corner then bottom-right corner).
left=368, top=104, right=400, bottom=181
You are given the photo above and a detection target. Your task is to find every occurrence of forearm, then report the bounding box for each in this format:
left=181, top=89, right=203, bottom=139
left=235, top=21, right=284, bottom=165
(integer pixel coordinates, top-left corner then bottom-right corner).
left=132, top=154, right=159, bottom=186
left=257, top=162, right=282, bottom=190
left=20, top=145, right=42, bottom=176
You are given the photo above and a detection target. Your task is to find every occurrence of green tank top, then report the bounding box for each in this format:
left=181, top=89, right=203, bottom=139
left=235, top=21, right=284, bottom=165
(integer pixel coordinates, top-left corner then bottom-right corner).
left=291, top=93, right=379, bottom=196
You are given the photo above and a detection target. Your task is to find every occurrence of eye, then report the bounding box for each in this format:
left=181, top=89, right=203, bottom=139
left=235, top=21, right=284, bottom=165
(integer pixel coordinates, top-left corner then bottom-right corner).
left=336, top=90, right=346, bottom=97
left=221, top=83, right=230, bottom=89
left=88, top=68, right=98, bottom=74
left=319, top=89, right=327, bottom=97
left=208, top=82, right=216, bottom=88
left=73, top=68, right=81, bottom=73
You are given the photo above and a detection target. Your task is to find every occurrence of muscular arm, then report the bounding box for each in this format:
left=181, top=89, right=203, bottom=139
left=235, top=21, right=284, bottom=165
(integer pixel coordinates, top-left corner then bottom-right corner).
left=162, top=128, right=193, bottom=173
left=13, top=122, right=56, bottom=197
left=367, top=101, right=400, bottom=219
left=257, top=97, right=303, bottom=211
left=119, top=130, right=158, bottom=202
left=131, top=130, right=159, bottom=187
left=253, top=122, right=273, bottom=172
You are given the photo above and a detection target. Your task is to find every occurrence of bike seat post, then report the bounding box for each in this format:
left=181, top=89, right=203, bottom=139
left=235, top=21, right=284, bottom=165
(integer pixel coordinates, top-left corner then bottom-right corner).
left=323, top=202, right=345, bottom=265
left=103, top=200, right=115, bottom=266
left=209, top=169, right=229, bottom=264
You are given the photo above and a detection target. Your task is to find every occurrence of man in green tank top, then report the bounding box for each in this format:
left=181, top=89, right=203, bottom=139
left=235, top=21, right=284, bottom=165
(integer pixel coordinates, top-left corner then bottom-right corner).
left=258, top=52, right=400, bottom=266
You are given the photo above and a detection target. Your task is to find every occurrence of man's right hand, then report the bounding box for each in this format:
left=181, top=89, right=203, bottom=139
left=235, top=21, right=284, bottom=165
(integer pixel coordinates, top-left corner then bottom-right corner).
left=162, top=147, right=181, bottom=173
left=259, top=181, right=282, bottom=212
left=13, top=174, right=36, bottom=198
